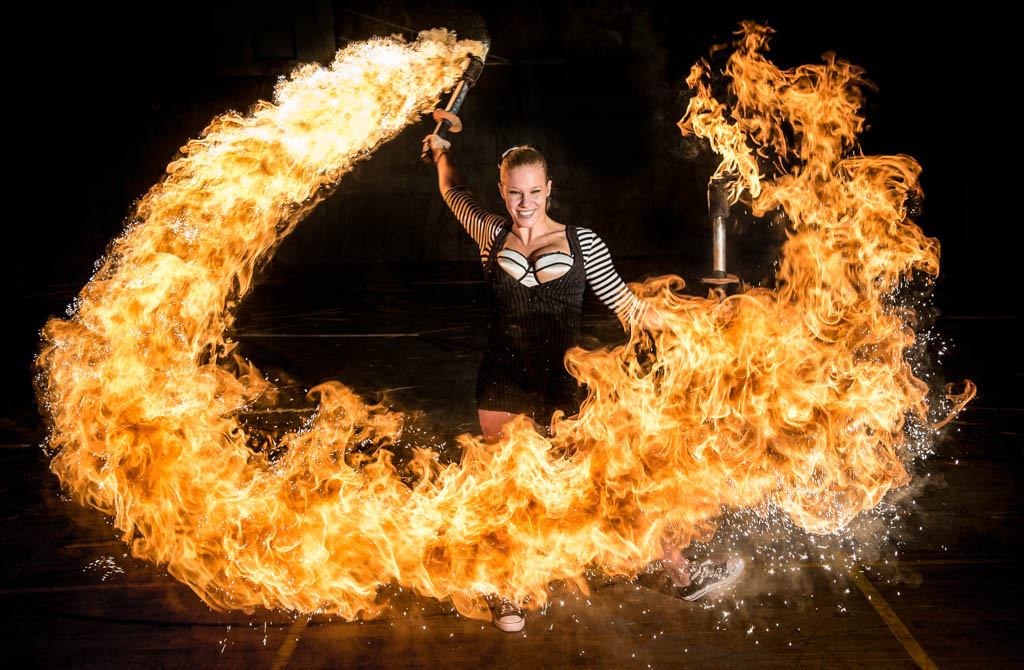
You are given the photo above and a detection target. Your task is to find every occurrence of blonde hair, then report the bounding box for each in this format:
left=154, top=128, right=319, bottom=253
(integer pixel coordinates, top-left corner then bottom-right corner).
left=498, top=145, right=548, bottom=180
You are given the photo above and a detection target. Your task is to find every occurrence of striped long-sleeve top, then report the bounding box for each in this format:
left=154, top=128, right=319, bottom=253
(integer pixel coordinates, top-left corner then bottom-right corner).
left=443, top=185, right=646, bottom=325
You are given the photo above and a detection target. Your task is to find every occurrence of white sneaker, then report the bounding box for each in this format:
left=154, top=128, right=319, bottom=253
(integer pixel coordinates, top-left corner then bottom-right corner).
left=675, top=557, right=745, bottom=601
left=489, top=597, right=525, bottom=632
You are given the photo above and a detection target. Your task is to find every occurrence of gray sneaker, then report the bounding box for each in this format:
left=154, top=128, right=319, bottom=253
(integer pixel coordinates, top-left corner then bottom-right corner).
left=675, top=557, right=745, bottom=601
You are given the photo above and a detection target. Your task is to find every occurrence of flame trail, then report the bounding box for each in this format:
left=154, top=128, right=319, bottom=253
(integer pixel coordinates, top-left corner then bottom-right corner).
left=35, top=25, right=972, bottom=620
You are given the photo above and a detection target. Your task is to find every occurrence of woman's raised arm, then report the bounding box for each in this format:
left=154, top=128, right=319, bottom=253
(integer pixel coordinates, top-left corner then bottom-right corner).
left=423, top=130, right=504, bottom=255
left=423, top=133, right=464, bottom=194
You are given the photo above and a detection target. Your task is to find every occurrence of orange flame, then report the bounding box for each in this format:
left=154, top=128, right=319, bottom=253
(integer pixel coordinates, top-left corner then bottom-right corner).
left=35, top=25, right=973, bottom=620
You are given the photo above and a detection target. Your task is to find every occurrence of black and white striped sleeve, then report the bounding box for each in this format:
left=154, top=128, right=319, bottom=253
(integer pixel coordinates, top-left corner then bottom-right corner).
left=577, top=226, right=647, bottom=326
left=443, top=185, right=506, bottom=259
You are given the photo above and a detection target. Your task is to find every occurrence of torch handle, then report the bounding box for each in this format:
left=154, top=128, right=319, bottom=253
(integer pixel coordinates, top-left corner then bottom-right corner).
left=712, top=215, right=727, bottom=274
left=422, top=56, right=485, bottom=164
left=709, top=178, right=729, bottom=274
left=701, top=177, right=740, bottom=288
left=433, top=118, right=454, bottom=136
left=434, top=83, right=472, bottom=138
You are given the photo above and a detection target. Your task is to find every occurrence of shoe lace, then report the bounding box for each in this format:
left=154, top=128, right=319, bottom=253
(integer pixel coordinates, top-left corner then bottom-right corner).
left=494, top=597, right=522, bottom=618
left=689, top=559, right=727, bottom=584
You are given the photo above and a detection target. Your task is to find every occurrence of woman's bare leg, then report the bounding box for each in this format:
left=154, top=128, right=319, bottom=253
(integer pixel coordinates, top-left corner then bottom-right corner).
left=476, top=407, right=528, bottom=631
left=478, top=409, right=518, bottom=443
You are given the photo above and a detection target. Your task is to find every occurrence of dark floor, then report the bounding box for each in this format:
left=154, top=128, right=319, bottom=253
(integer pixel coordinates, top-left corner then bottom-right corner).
left=4, top=264, right=1022, bottom=669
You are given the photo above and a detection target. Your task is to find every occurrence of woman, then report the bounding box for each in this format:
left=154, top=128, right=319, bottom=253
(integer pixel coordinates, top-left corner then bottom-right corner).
left=423, top=131, right=648, bottom=441
left=422, top=120, right=743, bottom=632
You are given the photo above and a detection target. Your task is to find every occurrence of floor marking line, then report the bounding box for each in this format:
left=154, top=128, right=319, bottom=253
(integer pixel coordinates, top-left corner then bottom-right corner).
left=879, top=558, right=1017, bottom=567
left=237, top=333, right=421, bottom=338
left=62, top=540, right=124, bottom=549
left=849, top=567, right=938, bottom=670
left=3, top=558, right=1011, bottom=597
left=270, top=616, right=310, bottom=670
left=800, top=557, right=1017, bottom=569
left=0, top=583, right=168, bottom=595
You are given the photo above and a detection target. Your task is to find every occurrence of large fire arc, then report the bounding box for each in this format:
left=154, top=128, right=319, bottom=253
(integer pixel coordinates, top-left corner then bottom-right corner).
left=34, top=25, right=973, bottom=621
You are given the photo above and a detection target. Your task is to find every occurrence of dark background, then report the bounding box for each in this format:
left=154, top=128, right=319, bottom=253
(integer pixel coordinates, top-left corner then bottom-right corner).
left=9, top=1, right=1012, bottom=419
left=4, top=4, right=1021, bottom=667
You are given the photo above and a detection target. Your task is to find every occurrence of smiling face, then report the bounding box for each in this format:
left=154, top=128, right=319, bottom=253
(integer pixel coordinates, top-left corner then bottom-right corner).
left=499, top=163, right=552, bottom=229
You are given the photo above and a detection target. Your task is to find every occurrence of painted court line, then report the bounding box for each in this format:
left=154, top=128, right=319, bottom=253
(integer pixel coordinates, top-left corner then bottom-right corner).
left=62, top=540, right=125, bottom=549
left=0, top=582, right=169, bottom=595
left=235, top=327, right=462, bottom=339
left=270, top=616, right=310, bottom=670
left=237, top=332, right=422, bottom=338
left=800, top=557, right=1016, bottom=569
left=849, top=566, right=938, bottom=670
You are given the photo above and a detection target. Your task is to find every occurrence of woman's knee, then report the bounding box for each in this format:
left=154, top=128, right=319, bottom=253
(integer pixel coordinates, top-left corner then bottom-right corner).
left=478, top=409, right=516, bottom=442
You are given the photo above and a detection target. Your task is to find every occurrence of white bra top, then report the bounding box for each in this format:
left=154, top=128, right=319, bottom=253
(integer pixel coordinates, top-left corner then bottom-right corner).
left=496, top=249, right=574, bottom=287
left=443, top=186, right=648, bottom=324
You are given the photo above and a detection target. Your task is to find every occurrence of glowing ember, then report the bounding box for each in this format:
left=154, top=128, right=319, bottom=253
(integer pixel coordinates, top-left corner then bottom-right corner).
left=35, top=25, right=973, bottom=621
